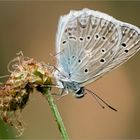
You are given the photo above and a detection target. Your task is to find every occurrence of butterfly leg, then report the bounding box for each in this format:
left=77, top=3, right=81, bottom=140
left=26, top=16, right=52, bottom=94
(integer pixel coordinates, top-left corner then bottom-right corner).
left=56, top=88, right=69, bottom=100
left=51, top=87, right=69, bottom=100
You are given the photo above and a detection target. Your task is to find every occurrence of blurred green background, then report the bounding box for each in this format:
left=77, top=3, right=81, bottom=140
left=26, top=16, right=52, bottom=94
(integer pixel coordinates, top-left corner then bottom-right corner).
left=0, top=1, right=140, bottom=139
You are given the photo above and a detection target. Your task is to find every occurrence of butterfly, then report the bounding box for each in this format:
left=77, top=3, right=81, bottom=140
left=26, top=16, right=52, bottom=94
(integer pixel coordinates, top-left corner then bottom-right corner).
left=53, top=8, right=140, bottom=110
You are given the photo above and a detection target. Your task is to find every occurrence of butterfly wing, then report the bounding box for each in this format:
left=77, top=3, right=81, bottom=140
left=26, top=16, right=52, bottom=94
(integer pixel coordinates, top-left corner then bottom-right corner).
left=55, top=8, right=140, bottom=86
left=81, top=20, right=140, bottom=86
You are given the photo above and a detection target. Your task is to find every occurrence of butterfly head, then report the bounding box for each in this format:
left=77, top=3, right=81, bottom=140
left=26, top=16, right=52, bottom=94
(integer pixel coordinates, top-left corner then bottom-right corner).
left=61, top=80, right=85, bottom=98
left=74, top=87, right=85, bottom=98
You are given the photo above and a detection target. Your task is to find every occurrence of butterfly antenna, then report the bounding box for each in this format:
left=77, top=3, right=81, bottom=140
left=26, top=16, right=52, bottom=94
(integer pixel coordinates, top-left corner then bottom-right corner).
left=85, top=88, right=117, bottom=111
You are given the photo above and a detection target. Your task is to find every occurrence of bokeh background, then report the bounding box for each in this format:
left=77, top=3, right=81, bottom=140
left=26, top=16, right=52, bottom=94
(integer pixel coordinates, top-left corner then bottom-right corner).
left=0, top=1, right=140, bottom=139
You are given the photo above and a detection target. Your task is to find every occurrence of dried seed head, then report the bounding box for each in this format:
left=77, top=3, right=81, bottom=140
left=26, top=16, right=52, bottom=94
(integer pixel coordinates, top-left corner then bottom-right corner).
left=0, top=51, right=53, bottom=136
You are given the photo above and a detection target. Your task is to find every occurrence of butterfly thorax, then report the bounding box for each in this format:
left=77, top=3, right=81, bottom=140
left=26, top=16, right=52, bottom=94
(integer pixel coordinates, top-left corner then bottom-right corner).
left=54, top=70, right=85, bottom=98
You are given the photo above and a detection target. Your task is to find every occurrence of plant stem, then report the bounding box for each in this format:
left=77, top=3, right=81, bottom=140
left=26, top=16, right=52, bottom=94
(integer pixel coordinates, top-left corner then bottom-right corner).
left=40, top=87, right=69, bottom=140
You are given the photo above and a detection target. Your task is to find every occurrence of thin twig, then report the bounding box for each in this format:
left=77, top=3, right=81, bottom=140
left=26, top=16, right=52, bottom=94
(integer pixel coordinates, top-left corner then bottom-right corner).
left=40, top=87, right=69, bottom=140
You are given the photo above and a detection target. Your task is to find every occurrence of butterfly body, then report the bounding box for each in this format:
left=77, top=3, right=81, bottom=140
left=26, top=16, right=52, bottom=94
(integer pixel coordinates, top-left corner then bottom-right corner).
left=54, top=8, right=140, bottom=98
left=54, top=70, right=85, bottom=98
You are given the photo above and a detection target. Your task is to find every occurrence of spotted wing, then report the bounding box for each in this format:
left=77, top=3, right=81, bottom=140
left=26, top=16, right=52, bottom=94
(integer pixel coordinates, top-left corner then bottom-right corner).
left=55, top=8, right=140, bottom=86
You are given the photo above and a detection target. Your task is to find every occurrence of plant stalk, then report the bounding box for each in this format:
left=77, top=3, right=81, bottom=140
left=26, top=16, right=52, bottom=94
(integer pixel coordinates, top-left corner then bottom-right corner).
left=40, top=87, right=69, bottom=140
